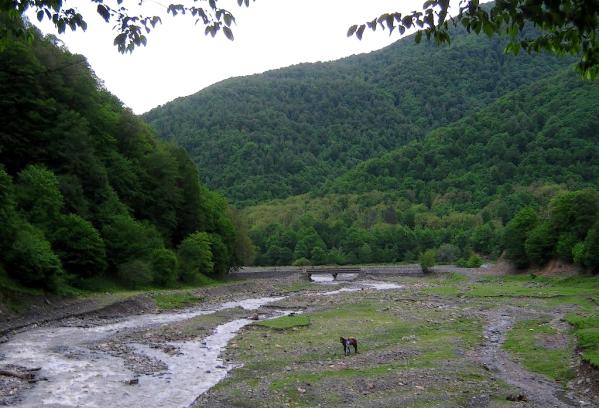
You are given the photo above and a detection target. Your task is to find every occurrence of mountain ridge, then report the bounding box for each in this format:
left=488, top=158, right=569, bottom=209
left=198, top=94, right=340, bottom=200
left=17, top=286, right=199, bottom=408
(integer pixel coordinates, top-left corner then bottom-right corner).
left=144, top=27, right=573, bottom=206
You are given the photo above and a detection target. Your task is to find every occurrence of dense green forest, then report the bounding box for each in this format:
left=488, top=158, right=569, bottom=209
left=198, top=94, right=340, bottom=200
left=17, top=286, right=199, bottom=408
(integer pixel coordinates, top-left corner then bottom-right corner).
left=144, top=27, right=572, bottom=206
left=243, top=70, right=599, bottom=269
left=0, top=17, right=248, bottom=292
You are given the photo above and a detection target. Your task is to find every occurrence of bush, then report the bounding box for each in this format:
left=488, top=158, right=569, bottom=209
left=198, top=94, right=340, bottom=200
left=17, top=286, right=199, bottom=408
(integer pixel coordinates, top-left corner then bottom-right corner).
left=117, top=259, right=153, bottom=289
left=311, top=246, right=327, bottom=265
left=572, top=242, right=586, bottom=266
left=292, top=257, right=311, bottom=267
left=7, top=223, right=64, bottom=290
left=177, top=232, right=213, bottom=283
left=456, top=254, right=483, bottom=268
left=419, top=249, right=436, bottom=273
left=436, top=243, right=460, bottom=263
left=52, top=214, right=107, bottom=279
left=151, top=248, right=178, bottom=287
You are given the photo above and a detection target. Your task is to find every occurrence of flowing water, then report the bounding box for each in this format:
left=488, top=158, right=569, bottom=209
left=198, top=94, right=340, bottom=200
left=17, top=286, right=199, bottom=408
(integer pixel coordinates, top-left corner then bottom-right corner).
left=1, top=280, right=402, bottom=408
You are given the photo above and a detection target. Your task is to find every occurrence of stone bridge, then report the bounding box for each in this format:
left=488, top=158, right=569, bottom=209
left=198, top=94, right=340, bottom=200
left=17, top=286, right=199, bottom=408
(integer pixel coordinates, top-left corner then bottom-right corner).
left=229, top=264, right=423, bottom=280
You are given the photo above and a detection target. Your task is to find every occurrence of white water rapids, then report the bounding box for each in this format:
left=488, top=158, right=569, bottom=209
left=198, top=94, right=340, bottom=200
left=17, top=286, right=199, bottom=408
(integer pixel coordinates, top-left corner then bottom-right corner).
left=0, top=280, right=402, bottom=408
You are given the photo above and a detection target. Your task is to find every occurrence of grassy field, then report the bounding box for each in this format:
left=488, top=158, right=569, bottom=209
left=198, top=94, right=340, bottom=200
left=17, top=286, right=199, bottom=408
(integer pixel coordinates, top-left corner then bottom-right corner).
left=195, top=272, right=599, bottom=407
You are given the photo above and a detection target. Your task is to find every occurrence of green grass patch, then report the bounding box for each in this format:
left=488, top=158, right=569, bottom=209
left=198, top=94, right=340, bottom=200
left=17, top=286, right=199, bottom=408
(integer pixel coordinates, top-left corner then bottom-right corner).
left=503, top=319, right=575, bottom=382
left=256, top=315, right=311, bottom=330
left=151, top=291, right=202, bottom=310
left=464, top=275, right=599, bottom=302
left=227, top=299, right=482, bottom=406
left=566, top=313, right=599, bottom=367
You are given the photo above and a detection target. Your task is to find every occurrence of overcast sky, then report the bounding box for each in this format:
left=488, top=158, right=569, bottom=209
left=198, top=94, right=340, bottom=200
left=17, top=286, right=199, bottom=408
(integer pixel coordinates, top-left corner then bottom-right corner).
left=32, top=0, right=431, bottom=114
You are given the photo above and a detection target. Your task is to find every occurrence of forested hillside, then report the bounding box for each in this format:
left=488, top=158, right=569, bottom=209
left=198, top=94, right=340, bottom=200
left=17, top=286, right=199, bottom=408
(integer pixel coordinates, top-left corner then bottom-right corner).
left=243, top=70, right=599, bottom=268
left=0, top=17, right=247, bottom=292
left=144, top=27, right=572, bottom=206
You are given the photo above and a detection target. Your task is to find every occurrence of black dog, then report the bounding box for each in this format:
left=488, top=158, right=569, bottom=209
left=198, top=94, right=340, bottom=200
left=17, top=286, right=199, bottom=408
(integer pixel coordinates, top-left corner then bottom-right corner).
left=340, top=337, right=358, bottom=355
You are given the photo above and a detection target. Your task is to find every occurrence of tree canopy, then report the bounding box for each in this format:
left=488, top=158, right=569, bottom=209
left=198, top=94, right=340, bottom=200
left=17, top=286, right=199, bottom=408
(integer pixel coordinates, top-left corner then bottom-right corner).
left=352, top=0, right=599, bottom=79
left=1, top=0, right=251, bottom=52
left=2, top=1, right=598, bottom=77
left=0, top=17, right=249, bottom=291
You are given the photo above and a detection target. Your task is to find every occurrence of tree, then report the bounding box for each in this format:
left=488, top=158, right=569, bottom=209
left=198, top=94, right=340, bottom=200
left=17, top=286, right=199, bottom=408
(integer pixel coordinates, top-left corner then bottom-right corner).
left=177, top=231, right=213, bottom=282
left=2, top=0, right=249, bottom=52
left=351, top=0, right=599, bottom=79
left=15, top=165, right=63, bottom=232
left=503, top=207, right=538, bottom=268
left=3, top=1, right=598, bottom=77
left=101, top=214, right=164, bottom=268
left=7, top=223, right=64, bottom=289
left=51, top=214, right=107, bottom=279
left=525, top=220, right=556, bottom=266
left=0, top=167, right=19, bottom=252
left=549, top=189, right=599, bottom=240
left=151, top=248, right=179, bottom=287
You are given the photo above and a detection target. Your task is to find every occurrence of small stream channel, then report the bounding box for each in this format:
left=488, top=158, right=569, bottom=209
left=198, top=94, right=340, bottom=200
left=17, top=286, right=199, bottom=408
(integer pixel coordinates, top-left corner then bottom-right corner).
left=0, top=278, right=402, bottom=407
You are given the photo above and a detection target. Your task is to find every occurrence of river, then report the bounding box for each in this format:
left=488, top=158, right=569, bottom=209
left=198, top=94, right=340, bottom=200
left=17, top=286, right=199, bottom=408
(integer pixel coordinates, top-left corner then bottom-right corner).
left=0, top=279, right=402, bottom=408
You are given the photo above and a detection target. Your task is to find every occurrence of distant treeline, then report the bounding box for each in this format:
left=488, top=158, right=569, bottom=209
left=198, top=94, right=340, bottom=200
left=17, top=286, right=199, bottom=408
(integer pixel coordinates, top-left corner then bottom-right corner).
left=0, top=16, right=251, bottom=292
left=244, top=70, right=599, bottom=271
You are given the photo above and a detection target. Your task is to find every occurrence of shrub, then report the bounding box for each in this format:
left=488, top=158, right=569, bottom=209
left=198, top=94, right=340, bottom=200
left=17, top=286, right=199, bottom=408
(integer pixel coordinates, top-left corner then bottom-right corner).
left=151, top=248, right=178, bottom=287
left=455, top=254, right=483, bottom=267
left=436, top=243, right=460, bottom=263
left=292, top=257, right=311, bottom=267
left=419, top=249, right=436, bottom=273
left=572, top=242, right=586, bottom=266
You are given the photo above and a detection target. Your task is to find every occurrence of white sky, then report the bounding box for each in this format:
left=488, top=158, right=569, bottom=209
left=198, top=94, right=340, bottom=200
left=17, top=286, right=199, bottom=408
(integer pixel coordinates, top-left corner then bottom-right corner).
left=32, top=0, right=428, bottom=114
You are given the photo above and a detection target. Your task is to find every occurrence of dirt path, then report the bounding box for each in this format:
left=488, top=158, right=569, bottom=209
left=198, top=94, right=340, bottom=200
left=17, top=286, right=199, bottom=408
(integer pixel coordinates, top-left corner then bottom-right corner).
left=478, top=308, right=576, bottom=407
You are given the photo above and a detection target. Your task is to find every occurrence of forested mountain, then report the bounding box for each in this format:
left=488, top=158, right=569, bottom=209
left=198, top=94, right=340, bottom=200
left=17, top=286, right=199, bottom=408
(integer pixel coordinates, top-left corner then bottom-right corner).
left=243, top=70, right=599, bottom=267
left=0, top=17, right=247, bottom=292
left=144, top=27, right=572, bottom=206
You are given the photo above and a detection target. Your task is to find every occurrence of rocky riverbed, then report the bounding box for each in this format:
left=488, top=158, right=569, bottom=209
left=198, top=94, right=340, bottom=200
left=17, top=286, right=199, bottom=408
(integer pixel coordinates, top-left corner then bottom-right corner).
left=0, top=273, right=597, bottom=407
